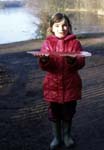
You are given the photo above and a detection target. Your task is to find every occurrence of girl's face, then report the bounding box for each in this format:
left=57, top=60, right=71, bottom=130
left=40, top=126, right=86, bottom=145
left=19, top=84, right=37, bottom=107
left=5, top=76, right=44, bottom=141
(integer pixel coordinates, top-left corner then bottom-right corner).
left=52, top=19, right=69, bottom=38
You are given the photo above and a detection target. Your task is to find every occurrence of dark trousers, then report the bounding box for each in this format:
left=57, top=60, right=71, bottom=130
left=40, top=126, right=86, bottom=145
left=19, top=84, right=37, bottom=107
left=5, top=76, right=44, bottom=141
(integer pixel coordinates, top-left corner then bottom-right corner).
left=48, top=101, right=77, bottom=122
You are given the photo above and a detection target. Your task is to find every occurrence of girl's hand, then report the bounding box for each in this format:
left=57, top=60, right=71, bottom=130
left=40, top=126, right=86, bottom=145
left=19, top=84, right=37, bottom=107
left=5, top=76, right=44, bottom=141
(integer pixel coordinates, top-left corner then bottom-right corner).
left=65, top=56, right=76, bottom=64
left=39, top=56, right=50, bottom=64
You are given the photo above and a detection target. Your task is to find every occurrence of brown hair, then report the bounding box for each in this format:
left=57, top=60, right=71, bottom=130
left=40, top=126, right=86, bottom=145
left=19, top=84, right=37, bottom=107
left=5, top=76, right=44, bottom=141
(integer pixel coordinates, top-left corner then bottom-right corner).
left=47, top=12, right=72, bottom=35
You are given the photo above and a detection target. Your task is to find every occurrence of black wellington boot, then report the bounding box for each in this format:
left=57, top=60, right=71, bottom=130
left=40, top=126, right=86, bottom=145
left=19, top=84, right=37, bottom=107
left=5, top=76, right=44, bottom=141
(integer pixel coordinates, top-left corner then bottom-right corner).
left=50, top=121, right=62, bottom=150
left=63, top=121, right=75, bottom=148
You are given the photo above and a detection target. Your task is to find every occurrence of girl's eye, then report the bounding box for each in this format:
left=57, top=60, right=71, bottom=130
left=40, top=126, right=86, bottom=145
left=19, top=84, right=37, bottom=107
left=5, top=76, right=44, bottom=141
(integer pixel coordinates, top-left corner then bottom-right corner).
left=63, top=24, right=67, bottom=27
left=55, top=24, right=67, bottom=28
left=55, top=25, right=59, bottom=27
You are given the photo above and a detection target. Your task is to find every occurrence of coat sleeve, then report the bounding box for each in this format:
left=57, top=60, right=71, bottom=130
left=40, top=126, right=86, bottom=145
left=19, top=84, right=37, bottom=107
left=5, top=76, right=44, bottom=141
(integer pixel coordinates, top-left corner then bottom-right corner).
left=66, top=40, right=85, bottom=70
left=39, top=40, right=58, bottom=73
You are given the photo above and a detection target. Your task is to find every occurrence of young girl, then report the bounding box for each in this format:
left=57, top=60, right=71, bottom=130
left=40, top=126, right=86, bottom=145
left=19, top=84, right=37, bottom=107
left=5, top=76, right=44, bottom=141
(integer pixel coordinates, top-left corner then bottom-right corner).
left=39, top=13, right=85, bottom=149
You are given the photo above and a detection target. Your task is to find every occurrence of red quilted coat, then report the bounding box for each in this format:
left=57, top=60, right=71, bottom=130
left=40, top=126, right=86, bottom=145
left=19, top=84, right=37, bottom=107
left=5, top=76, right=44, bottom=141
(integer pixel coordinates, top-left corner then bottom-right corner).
left=39, top=34, right=85, bottom=103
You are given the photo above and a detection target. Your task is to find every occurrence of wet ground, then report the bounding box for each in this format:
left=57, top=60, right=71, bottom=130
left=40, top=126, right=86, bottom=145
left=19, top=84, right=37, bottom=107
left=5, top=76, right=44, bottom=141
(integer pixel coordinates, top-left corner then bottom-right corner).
left=0, top=37, right=104, bottom=150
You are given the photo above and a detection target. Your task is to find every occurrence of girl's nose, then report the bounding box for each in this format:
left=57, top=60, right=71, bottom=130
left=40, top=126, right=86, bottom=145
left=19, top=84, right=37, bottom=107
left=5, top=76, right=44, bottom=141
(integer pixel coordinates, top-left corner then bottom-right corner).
left=59, top=26, right=63, bottom=31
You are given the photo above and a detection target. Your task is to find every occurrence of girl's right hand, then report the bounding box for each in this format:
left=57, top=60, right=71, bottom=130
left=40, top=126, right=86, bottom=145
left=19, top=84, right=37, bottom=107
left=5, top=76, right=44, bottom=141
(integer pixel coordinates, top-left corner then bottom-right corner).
left=39, top=56, right=50, bottom=63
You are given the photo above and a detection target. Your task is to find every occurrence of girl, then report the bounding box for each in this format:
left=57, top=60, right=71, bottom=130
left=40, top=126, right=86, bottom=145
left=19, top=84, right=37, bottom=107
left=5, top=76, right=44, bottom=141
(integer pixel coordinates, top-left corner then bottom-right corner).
left=39, top=13, right=85, bottom=150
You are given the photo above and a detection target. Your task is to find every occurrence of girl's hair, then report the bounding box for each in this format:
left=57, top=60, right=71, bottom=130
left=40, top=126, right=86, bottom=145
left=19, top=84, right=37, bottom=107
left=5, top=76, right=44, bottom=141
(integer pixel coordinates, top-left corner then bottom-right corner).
left=47, top=12, right=72, bottom=35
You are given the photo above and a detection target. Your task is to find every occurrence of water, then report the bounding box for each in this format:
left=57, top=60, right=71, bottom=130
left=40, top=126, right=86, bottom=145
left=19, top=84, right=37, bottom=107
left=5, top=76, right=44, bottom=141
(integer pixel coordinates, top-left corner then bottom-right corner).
left=0, top=6, right=104, bottom=44
left=0, top=7, right=39, bottom=44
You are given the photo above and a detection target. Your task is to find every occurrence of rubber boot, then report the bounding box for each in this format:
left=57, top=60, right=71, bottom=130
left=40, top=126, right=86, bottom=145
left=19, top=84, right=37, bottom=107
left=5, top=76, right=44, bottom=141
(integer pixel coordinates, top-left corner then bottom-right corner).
left=50, top=121, right=62, bottom=150
left=63, top=121, right=75, bottom=148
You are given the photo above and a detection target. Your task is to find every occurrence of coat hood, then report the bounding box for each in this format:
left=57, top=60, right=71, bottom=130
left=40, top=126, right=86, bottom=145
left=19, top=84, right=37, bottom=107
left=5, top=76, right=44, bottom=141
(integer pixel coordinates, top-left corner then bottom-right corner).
left=46, top=34, right=76, bottom=42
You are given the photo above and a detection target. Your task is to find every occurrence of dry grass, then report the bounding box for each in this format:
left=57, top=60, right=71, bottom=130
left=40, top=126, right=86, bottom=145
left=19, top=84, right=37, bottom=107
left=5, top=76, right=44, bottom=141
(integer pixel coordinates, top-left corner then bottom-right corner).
left=0, top=39, right=43, bottom=54
left=0, top=35, right=104, bottom=55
